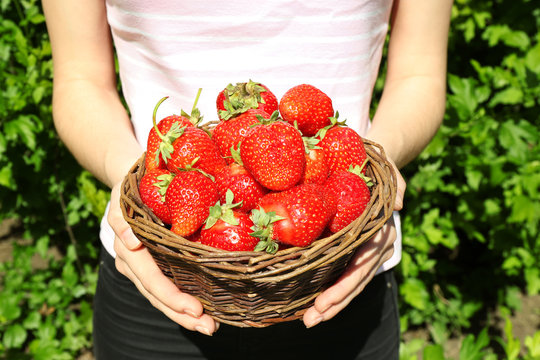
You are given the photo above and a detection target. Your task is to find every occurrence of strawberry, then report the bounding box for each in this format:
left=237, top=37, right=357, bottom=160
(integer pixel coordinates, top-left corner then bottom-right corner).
left=318, top=115, right=367, bottom=176
left=214, top=156, right=267, bottom=213
left=300, top=136, right=329, bottom=185
left=216, top=80, right=278, bottom=121
left=138, top=168, right=174, bottom=224
left=165, top=126, right=226, bottom=177
left=147, top=92, right=225, bottom=177
left=251, top=183, right=332, bottom=252
left=240, top=112, right=305, bottom=191
left=212, top=108, right=269, bottom=164
left=166, top=169, right=220, bottom=237
left=145, top=94, right=203, bottom=171
left=278, top=84, right=334, bottom=137
left=200, top=190, right=259, bottom=251
left=324, top=162, right=372, bottom=233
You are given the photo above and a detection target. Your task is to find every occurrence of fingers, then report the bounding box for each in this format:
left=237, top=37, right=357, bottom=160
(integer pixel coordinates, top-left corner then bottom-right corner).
left=107, top=182, right=219, bottom=335
left=108, top=183, right=141, bottom=249
left=386, top=157, right=406, bottom=211
left=303, top=221, right=397, bottom=328
left=113, top=238, right=220, bottom=335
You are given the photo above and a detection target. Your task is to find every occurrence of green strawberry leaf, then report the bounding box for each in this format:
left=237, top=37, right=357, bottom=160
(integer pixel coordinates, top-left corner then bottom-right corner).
left=204, top=201, right=223, bottom=229
left=229, top=143, right=243, bottom=165
left=254, top=238, right=279, bottom=254
left=204, top=191, right=241, bottom=229
left=154, top=173, right=174, bottom=201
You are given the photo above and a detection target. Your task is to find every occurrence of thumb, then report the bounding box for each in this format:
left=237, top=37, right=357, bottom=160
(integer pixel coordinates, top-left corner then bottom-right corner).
left=108, top=183, right=142, bottom=250
left=387, top=157, right=406, bottom=211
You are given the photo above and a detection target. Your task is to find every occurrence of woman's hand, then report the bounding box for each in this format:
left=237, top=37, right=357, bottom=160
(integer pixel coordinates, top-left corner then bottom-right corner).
left=303, top=160, right=406, bottom=328
left=107, top=182, right=220, bottom=336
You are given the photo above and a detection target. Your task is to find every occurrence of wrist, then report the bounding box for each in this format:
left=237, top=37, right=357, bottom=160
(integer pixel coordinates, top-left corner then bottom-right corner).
left=364, top=128, right=406, bottom=169
left=104, top=141, right=144, bottom=188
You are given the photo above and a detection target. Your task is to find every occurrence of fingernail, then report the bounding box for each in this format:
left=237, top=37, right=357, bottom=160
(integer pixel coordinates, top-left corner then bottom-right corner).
left=122, top=228, right=141, bottom=249
left=195, top=326, right=212, bottom=336
left=126, top=237, right=141, bottom=250
left=306, top=315, right=323, bottom=329
left=183, top=309, right=201, bottom=319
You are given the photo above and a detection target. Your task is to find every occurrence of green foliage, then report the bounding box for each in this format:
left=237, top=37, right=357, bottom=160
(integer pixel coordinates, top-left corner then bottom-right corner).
left=400, top=322, right=540, bottom=360
left=0, top=1, right=106, bottom=357
left=397, top=0, right=540, bottom=347
left=0, top=0, right=109, bottom=249
left=0, top=241, right=97, bottom=358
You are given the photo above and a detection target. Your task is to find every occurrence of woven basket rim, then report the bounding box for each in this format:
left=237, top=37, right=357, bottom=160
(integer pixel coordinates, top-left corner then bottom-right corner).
left=120, top=138, right=396, bottom=278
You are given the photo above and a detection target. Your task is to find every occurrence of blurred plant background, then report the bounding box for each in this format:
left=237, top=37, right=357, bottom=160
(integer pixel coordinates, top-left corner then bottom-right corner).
left=0, top=0, right=539, bottom=359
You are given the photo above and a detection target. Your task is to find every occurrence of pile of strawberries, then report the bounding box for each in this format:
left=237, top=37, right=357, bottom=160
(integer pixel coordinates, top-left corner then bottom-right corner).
left=139, top=80, right=373, bottom=253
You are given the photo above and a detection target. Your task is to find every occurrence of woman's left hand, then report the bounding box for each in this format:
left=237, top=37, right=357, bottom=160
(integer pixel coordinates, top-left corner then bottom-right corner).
left=303, top=159, right=406, bottom=328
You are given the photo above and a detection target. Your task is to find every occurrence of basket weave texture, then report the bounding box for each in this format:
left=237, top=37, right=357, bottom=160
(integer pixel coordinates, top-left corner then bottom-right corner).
left=120, top=138, right=397, bottom=328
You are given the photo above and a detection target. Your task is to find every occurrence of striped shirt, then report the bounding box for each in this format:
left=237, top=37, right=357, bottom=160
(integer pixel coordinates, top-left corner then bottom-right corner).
left=101, top=0, right=401, bottom=272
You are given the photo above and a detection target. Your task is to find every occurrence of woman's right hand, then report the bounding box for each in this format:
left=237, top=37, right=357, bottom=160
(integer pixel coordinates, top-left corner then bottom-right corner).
left=107, top=182, right=220, bottom=336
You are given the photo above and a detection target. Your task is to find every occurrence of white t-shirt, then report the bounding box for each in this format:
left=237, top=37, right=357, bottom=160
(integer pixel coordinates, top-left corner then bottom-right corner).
left=101, top=0, right=401, bottom=273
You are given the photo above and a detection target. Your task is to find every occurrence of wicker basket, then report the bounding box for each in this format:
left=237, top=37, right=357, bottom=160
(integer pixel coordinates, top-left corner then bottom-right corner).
left=119, top=138, right=397, bottom=328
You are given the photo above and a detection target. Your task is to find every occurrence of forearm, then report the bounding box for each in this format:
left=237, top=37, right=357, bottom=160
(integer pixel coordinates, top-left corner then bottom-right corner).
left=44, top=0, right=142, bottom=189
left=366, top=74, right=446, bottom=169
left=365, top=0, right=452, bottom=169
left=53, top=78, right=143, bottom=188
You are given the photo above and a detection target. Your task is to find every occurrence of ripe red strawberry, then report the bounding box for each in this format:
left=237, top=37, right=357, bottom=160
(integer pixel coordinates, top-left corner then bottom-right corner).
left=318, top=116, right=367, bottom=176
left=251, top=183, right=332, bottom=251
left=300, top=136, right=329, bottom=185
left=279, top=84, right=334, bottom=137
left=212, top=108, right=269, bottom=164
left=165, top=126, right=226, bottom=177
left=240, top=113, right=305, bottom=191
left=138, top=168, right=174, bottom=224
left=215, top=161, right=267, bottom=213
left=217, top=80, right=278, bottom=120
left=200, top=190, right=259, bottom=251
left=324, top=163, right=372, bottom=233
left=146, top=95, right=203, bottom=171
left=166, top=170, right=220, bottom=237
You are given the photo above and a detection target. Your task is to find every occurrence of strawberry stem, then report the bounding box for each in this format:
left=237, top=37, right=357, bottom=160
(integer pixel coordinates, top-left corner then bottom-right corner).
left=152, top=96, right=169, bottom=140
left=192, top=88, right=202, bottom=113
left=359, top=157, right=369, bottom=172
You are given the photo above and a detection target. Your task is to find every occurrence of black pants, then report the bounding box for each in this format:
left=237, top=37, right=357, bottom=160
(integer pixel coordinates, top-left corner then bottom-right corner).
left=93, top=247, right=400, bottom=360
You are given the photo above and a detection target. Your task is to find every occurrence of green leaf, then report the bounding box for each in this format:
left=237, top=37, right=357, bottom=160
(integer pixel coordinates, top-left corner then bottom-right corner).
left=500, top=316, right=521, bottom=360
left=62, top=262, right=79, bottom=287
left=32, top=85, right=46, bottom=103
left=401, top=278, right=430, bottom=311
left=524, top=331, right=540, bottom=358
left=423, top=344, right=445, bottom=360
left=465, top=169, right=482, bottom=190
left=22, top=311, right=42, bottom=330
left=3, top=324, right=27, bottom=349
left=0, top=132, right=6, bottom=154
left=3, top=116, right=38, bottom=150
left=36, top=321, right=57, bottom=341
left=524, top=267, right=540, bottom=295
left=505, top=286, right=522, bottom=311
left=509, top=196, right=539, bottom=224
left=502, top=256, right=522, bottom=275
left=29, top=339, right=68, bottom=360
left=498, top=121, right=534, bottom=163
left=35, top=236, right=50, bottom=259
left=0, top=163, right=15, bottom=189
left=459, top=328, right=490, bottom=360
left=448, top=75, right=478, bottom=119
left=482, top=24, right=530, bottom=50
left=0, top=293, right=22, bottom=322
left=489, top=87, right=523, bottom=107
left=525, top=43, right=540, bottom=73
